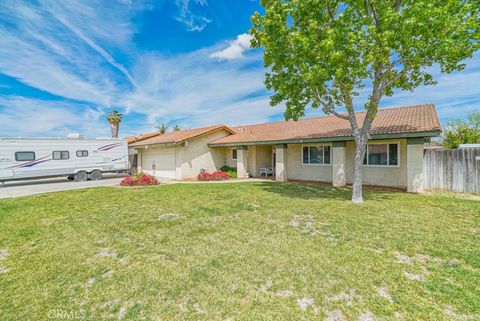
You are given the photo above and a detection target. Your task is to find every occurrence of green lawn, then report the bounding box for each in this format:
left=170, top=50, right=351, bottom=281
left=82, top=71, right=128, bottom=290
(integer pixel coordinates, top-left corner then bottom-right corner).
left=0, top=182, right=479, bottom=321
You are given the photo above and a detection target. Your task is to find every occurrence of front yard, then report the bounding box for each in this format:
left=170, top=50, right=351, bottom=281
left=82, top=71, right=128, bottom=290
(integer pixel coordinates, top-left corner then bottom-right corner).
left=0, top=182, right=478, bottom=320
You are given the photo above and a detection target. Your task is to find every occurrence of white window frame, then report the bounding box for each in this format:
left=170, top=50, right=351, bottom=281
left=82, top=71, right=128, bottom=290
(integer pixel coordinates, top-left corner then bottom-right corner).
left=232, top=148, right=237, bottom=160
left=76, top=150, right=89, bottom=157
left=301, top=144, right=332, bottom=166
left=52, top=151, right=70, bottom=160
left=363, top=141, right=400, bottom=168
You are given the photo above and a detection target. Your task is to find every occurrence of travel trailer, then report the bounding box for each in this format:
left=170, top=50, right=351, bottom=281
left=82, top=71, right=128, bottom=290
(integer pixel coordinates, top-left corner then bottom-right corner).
left=0, top=138, right=128, bottom=182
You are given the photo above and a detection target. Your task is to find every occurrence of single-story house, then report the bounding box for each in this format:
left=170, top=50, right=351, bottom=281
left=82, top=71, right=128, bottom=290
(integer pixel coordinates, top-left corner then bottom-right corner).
left=129, top=104, right=441, bottom=193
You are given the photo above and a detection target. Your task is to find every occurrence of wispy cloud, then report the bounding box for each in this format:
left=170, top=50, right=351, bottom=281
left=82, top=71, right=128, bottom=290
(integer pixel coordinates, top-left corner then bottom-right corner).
left=0, top=0, right=478, bottom=139
left=0, top=96, right=108, bottom=137
left=123, top=49, right=274, bottom=128
left=48, top=9, right=138, bottom=88
left=211, top=33, right=253, bottom=60
left=0, top=0, right=134, bottom=106
left=175, top=0, right=212, bottom=32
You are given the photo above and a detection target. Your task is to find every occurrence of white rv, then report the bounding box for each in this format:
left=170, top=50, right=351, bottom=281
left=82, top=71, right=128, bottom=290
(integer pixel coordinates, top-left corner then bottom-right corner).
left=0, top=138, right=128, bottom=182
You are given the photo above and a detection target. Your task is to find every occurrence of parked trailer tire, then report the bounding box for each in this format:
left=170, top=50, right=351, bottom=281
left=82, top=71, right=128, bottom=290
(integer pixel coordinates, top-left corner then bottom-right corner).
left=74, top=171, right=88, bottom=182
left=90, top=170, right=103, bottom=181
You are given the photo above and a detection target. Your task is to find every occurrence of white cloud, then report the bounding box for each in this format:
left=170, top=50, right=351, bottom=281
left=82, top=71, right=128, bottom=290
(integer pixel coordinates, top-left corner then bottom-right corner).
left=0, top=0, right=136, bottom=106
left=210, top=33, right=253, bottom=60
left=0, top=0, right=478, bottom=140
left=122, top=49, right=273, bottom=128
left=0, top=96, right=109, bottom=138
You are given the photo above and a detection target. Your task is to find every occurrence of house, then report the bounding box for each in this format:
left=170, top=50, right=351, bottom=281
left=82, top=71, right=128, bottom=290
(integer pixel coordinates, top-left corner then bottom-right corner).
left=129, top=104, right=441, bottom=192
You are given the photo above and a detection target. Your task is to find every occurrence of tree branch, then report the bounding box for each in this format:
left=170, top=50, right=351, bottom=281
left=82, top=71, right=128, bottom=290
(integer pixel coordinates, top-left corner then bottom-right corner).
left=313, top=87, right=350, bottom=121
left=364, top=0, right=380, bottom=26
left=394, top=0, right=403, bottom=11
left=338, top=82, right=360, bottom=137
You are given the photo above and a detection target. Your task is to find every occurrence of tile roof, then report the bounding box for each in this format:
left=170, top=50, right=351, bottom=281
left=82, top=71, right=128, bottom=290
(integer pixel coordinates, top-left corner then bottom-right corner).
left=210, top=104, right=440, bottom=146
left=126, top=132, right=162, bottom=144
left=129, top=125, right=233, bottom=147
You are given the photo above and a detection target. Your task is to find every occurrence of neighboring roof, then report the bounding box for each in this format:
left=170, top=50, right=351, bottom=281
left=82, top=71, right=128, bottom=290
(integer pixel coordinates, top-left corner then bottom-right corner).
left=126, top=132, right=162, bottom=144
left=210, top=104, right=441, bottom=146
left=129, top=125, right=234, bottom=147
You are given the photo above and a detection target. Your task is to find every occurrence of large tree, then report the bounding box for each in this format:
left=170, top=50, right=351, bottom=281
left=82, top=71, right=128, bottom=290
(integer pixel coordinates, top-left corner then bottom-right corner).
left=251, top=0, right=480, bottom=203
left=106, top=110, right=123, bottom=139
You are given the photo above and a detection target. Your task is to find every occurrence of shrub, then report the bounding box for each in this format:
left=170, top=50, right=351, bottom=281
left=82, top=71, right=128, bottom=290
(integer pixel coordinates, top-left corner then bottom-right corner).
left=219, top=165, right=237, bottom=178
left=442, top=111, right=480, bottom=149
left=197, top=170, right=229, bottom=181
left=120, top=173, right=159, bottom=186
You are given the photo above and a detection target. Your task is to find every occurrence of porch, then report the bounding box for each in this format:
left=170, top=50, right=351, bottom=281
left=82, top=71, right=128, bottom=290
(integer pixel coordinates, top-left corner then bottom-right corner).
left=219, top=138, right=425, bottom=193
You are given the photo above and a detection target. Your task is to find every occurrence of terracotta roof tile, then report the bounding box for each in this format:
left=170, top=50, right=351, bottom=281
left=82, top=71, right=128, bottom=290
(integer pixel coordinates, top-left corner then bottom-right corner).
left=126, top=132, right=162, bottom=144
left=129, top=125, right=233, bottom=146
left=210, top=104, right=440, bottom=145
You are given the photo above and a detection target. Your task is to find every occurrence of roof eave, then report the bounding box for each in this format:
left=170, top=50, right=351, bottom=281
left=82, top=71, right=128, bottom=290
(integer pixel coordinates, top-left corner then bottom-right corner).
left=129, top=126, right=235, bottom=147
left=208, top=130, right=441, bottom=147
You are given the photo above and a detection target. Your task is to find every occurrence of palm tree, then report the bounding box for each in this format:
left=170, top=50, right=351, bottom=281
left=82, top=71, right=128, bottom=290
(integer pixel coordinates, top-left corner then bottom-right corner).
left=157, top=123, right=169, bottom=134
left=172, top=124, right=181, bottom=131
left=106, top=110, right=123, bottom=138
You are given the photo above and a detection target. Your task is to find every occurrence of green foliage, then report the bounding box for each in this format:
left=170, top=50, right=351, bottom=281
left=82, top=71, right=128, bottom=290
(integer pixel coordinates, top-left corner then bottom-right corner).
left=443, top=110, right=480, bottom=149
left=219, top=165, right=237, bottom=178
left=172, top=124, right=181, bottom=131
left=157, top=123, right=169, bottom=134
left=106, top=110, right=122, bottom=124
left=250, top=1, right=480, bottom=120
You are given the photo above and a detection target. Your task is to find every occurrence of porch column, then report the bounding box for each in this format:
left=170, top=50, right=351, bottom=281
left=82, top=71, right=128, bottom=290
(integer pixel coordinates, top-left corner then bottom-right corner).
left=332, top=142, right=347, bottom=186
left=236, top=146, right=248, bottom=179
left=137, top=148, right=143, bottom=173
left=275, top=144, right=288, bottom=182
left=407, top=138, right=425, bottom=193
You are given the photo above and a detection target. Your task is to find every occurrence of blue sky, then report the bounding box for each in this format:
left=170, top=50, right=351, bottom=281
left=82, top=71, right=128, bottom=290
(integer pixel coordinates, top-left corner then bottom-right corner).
left=0, top=0, right=479, bottom=138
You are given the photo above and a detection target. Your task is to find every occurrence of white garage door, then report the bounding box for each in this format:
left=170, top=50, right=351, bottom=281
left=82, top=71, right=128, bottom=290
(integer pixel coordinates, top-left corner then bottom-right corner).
left=142, top=148, right=176, bottom=179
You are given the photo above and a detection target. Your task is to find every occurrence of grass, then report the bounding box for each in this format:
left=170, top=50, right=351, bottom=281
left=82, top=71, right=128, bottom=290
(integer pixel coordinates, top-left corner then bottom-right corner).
left=0, top=182, right=479, bottom=320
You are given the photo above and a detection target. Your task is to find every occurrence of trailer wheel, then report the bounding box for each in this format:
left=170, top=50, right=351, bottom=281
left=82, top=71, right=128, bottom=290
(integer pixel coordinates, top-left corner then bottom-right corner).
left=90, top=170, right=103, bottom=181
left=74, top=171, right=88, bottom=182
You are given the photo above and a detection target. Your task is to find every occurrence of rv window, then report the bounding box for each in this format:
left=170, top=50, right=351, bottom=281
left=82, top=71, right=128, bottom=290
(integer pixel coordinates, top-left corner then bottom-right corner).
left=53, top=151, right=70, bottom=160
left=76, top=150, right=88, bottom=157
left=15, top=152, right=35, bottom=162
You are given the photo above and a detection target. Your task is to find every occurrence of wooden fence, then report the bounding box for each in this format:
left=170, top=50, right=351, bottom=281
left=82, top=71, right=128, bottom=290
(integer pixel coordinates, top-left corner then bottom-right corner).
left=423, top=148, right=480, bottom=193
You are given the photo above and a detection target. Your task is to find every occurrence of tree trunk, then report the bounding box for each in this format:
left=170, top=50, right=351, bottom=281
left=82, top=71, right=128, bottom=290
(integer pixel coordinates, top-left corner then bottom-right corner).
left=351, top=135, right=368, bottom=203
left=110, top=123, right=119, bottom=138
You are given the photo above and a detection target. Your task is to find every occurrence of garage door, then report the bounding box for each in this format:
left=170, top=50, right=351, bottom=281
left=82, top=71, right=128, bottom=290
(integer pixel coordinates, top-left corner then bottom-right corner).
left=142, top=148, right=176, bottom=179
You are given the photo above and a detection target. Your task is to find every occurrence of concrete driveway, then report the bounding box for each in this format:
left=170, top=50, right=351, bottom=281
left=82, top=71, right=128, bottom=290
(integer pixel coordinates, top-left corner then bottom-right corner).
left=0, top=174, right=126, bottom=199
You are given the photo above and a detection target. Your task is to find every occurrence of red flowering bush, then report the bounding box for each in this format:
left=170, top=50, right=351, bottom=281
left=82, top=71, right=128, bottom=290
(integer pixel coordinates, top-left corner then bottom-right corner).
left=120, top=173, right=159, bottom=186
left=197, top=170, right=229, bottom=181
left=119, top=176, right=137, bottom=186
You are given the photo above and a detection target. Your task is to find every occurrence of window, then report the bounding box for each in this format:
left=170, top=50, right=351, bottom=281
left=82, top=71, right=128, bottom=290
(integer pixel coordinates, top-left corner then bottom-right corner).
left=302, top=145, right=331, bottom=165
left=15, top=151, right=35, bottom=162
left=76, top=150, right=88, bottom=157
left=232, top=149, right=237, bottom=160
left=363, top=143, right=399, bottom=166
left=52, top=151, right=70, bottom=160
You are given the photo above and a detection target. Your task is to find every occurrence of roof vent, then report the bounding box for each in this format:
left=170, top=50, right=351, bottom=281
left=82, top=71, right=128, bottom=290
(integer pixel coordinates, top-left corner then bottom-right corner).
left=67, top=133, right=84, bottom=139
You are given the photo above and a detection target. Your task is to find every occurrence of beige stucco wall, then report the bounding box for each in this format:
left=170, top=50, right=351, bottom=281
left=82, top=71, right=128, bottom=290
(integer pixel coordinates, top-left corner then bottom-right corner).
left=225, top=147, right=237, bottom=168
left=286, top=144, right=333, bottom=182
left=176, top=129, right=231, bottom=179
left=345, top=139, right=407, bottom=188
left=407, top=142, right=424, bottom=193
